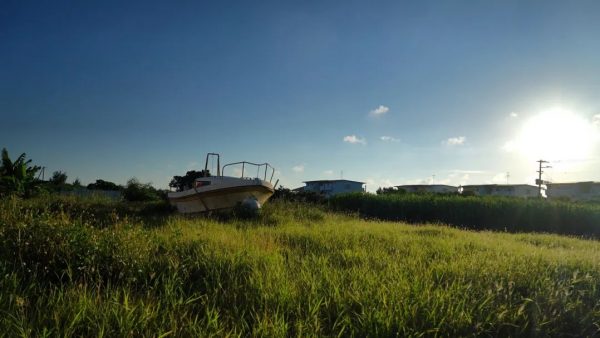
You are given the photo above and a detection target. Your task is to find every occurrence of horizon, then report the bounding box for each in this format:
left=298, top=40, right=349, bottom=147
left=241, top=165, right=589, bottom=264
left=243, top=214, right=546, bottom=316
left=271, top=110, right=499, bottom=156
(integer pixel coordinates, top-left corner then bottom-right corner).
left=2, top=1, right=600, bottom=191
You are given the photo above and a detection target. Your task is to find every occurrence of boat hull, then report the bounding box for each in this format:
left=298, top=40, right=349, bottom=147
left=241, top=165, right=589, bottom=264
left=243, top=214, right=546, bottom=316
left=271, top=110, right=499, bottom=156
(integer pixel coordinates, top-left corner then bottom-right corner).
left=168, top=177, right=274, bottom=213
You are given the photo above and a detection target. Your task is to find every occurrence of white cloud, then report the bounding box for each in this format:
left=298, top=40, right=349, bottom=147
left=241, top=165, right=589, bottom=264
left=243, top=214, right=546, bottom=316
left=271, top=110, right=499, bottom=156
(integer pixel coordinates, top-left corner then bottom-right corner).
left=292, top=164, right=304, bottom=173
left=380, top=136, right=400, bottom=142
left=186, top=161, right=199, bottom=170
left=501, top=140, right=516, bottom=152
left=365, top=178, right=394, bottom=190
left=460, top=174, right=470, bottom=185
left=380, top=179, right=393, bottom=187
left=593, top=114, right=600, bottom=127
left=510, top=112, right=518, bottom=118
left=323, top=170, right=334, bottom=175
left=343, top=135, right=367, bottom=145
left=436, top=178, right=452, bottom=185
left=491, top=172, right=508, bottom=184
left=369, top=105, right=389, bottom=117
left=404, top=178, right=430, bottom=185
left=443, top=136, right=466, bottom=146
left=451, top=169, right=485, bottom=174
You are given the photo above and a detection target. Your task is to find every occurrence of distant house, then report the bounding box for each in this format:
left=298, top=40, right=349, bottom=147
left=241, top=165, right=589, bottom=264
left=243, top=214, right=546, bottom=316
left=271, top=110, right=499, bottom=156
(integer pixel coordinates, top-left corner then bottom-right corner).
left=396, top=184, right=458, bottom=194
left=546, top=182, right=600, bottom=201
left=460, top=184, right=538, bottom=197
left=303, top=179, right=365, bottom=197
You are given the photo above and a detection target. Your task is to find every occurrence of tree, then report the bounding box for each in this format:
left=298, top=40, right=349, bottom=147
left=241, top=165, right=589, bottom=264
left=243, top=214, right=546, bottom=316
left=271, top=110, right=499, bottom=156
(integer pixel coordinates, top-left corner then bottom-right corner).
left=50, top=171, right=68, bottom=185
left=122, top=178, right=161, bottom=201
left=72, top=178, right=81, bottom=187
left=0, top=148, right=41, bottom=197
left=87, top=179, right=122, bottom=191
left=376, top=187, right=403, bottom=195
left=169, top=170, right=210, bottom=192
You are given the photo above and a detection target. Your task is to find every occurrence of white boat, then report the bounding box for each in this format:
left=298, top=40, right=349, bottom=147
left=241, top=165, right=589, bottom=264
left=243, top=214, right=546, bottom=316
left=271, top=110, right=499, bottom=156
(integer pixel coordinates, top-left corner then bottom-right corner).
left=168, top=153, right=278, bottom=213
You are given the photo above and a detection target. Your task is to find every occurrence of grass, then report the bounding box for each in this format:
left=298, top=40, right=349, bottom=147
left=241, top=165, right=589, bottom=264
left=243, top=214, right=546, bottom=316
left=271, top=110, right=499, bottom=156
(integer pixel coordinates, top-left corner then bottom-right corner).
left=330, top=192, right=600, bottom=237
left=1, top=195, right=600, bottom=336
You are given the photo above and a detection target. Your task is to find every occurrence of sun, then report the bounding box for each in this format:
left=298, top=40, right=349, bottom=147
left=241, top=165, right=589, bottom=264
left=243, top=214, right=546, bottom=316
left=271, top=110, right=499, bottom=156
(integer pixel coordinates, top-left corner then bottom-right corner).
left=509, top=108, right=598, bottom=161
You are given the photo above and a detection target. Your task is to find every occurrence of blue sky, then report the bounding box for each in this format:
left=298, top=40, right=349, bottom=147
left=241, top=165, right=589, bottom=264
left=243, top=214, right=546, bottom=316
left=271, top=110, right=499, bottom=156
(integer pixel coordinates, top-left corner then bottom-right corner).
left=2, top=0, right=600, bottom=191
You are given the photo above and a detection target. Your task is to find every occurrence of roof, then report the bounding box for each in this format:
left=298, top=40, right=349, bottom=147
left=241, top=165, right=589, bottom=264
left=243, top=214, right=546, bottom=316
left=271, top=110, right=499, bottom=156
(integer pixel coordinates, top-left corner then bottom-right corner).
left=546, top=181, right=600, bottom=186
left=303, top=179, right=365, bottom=184
left=396, top=184, right=457, bottom=189
left=462, top=184, right=538, bottom=188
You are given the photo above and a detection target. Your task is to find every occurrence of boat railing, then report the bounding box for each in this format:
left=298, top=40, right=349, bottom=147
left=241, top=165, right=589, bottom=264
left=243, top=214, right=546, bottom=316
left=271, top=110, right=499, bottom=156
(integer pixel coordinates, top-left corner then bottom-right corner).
left=205, top=153, right=221, bottom=176
left=221, top=161, right=276, bottom=183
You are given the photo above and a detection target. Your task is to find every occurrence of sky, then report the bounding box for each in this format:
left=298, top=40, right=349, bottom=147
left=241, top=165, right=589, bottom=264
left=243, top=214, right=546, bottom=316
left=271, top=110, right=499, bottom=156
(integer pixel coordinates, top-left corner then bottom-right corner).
left=2, top=0, right=600, bottom=191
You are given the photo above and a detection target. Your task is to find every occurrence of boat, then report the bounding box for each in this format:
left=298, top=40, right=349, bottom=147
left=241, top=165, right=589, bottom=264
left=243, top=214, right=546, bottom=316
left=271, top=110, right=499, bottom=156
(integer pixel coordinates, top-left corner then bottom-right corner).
left=168, top=153, right=278, bottom=213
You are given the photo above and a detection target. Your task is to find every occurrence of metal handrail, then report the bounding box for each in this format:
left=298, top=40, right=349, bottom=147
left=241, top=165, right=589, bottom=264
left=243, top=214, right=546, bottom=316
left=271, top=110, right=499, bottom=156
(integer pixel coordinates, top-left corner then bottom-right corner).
left=221, top=161, right=276, bottom=183
left=205, top=153, right=220, bottom=176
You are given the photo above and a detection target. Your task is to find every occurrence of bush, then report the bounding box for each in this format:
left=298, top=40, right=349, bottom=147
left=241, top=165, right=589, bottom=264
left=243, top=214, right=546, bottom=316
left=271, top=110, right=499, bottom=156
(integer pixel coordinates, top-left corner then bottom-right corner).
left=272, top=186, right=327, bottom=204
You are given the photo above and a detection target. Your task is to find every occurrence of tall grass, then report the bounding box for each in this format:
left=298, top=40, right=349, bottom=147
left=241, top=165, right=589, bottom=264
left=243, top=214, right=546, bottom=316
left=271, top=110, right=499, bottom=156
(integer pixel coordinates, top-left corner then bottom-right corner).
left=330, top=193, right=600, bottom=237
left=1, top=195, right=600, bottom=336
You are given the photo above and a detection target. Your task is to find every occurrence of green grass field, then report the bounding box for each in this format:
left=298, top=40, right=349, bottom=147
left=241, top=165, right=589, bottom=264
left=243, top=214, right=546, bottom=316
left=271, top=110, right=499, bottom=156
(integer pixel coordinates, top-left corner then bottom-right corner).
left=1, top=195, right=600, bottom=336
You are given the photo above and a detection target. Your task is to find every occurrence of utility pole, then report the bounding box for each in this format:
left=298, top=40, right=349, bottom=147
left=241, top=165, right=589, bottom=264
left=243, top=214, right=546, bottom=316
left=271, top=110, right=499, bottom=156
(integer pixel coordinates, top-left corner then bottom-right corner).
left=536, top=160, right=551, bottom=198
left=506, top=172, right=510, bottom=185
left=37, top=166, right=45, bottom=181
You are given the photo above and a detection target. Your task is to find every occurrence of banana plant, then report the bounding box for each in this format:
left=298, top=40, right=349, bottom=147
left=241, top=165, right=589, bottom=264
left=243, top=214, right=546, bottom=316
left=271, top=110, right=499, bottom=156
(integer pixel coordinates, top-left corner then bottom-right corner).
left=0, top=148, right=41, bottom=197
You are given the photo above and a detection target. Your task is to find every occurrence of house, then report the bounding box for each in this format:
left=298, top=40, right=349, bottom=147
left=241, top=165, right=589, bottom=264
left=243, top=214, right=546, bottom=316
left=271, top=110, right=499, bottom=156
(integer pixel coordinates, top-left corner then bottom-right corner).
left=396, top=184, right=458, bottom=194
left=546, top=182, right=600, bottom=201
left=460, top=184, right=538, bottom=197
left=302, top=179, right=365, bottom=197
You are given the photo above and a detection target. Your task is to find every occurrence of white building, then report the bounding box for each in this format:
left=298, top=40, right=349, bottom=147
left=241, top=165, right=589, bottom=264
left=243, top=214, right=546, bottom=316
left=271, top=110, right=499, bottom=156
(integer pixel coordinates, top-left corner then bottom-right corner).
left=396, top=184, right=458, bottom=194
left=461, top=184, right=539, bottom=197
left=303, top=179, right=365, bottom=197
left=546, top=182, right=600, bottom=201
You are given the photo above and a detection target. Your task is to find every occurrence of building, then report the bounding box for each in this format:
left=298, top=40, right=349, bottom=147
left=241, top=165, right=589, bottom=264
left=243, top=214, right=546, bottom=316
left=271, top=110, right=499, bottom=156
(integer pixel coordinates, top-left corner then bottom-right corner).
left=396, top=184, right=458, bottom=194
left=546, top=182, right=600, bottom=201
left=302, top=179, right=365, bottom=197
left=460, top=184, right=538, bottom=197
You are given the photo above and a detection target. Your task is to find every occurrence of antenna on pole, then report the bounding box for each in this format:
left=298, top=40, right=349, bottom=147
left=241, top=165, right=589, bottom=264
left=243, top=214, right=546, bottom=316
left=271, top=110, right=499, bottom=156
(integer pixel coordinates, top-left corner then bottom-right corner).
left=341, top=170, right=343, bottom=179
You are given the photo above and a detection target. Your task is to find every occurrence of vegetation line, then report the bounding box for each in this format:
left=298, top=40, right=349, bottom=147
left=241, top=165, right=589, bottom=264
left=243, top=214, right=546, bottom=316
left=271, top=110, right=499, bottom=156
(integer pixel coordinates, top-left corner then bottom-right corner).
left=330, top=192, right=600, bottom=237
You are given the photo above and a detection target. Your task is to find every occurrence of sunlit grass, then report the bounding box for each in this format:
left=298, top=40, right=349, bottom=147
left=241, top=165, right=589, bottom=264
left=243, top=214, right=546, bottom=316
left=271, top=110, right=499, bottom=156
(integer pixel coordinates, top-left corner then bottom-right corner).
left=0, top=195, right=599, bottom=336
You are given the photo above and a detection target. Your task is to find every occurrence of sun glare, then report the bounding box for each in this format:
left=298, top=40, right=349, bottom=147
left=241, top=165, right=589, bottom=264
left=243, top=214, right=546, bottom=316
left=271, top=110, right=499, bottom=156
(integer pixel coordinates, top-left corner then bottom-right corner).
left=511, top=108, right=598, bottom=161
